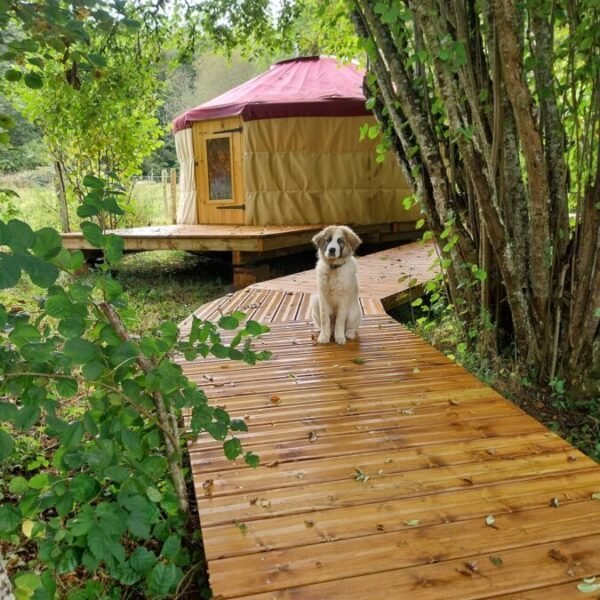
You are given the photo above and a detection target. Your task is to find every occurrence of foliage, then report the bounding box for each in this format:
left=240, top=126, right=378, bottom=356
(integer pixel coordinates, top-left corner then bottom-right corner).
left=9, top=27, right=165, bottom=207
left=349, top=0, right=599, bottom=393
left=0, top=177, right=269, bottom=597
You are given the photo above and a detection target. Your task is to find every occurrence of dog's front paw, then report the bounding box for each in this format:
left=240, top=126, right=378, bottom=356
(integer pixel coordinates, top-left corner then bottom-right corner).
left=334, top=334, right=347, bottom=345
left=317, top=332, right=330, bottom=344
left=345, top=330, right=357, bottom=340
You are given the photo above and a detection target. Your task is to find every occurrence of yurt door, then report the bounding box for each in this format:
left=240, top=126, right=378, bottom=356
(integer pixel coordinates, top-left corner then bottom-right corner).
left=193, top=118, right=245, bottom=225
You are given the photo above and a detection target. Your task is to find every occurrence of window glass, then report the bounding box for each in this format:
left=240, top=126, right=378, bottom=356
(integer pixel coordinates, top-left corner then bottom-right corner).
left=206, top=137, right=233, bottom=200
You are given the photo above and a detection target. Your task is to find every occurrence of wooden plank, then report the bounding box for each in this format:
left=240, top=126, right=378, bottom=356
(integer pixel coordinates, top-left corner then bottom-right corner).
left=208, top=501, right=600, bottom=597
left=190, top=432, right=571, bottom=495
left=199, top=469, right=600, bottom=561
left=196, top=452, right=594, bottom=528
left=233, top=535, right=600, bottom=600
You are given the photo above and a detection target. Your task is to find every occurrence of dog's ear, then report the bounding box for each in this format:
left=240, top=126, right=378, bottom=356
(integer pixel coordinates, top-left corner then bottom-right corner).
left=312, top=227, right=330, bottom=250
left=341, top=226, right=362, bottom=252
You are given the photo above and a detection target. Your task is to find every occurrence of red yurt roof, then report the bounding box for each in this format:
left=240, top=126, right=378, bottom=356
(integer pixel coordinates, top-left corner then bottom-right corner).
left=172, top=56, right=369, bottom=132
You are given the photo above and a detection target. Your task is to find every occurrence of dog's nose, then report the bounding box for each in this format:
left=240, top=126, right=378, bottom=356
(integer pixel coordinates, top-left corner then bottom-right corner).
left=328, top=247, right=336, bottom=256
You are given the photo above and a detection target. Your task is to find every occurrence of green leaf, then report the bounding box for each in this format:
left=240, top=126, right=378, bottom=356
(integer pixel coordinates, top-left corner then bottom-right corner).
left=160, top=535, right=181, bottom=560
left=129, top=547, right=157, bottom=575
left=21, top=254, right=59, bottom=288
left=83, top=175, right=105, bottom=189
left=80, top=221, right=104, bottom=247
left=0, top=401, right=18, bottom=421
left=29, top=473, right=50, bottom=490
left=56, top=378, right=78, bottom=398
left=0, top=504, right=21, bottom=533
left=70, top=474, right=100, bottom=503
left=0, top=252, right=21, bottom=288
left=121, top=18, right=142, bottom=30
left=44, top=295, right=73, bottom=318
left=64, top=338, right=97, bottom=364
left=4, top=68, right=22, bottom=82
left=147, top=562, right=179, bottom=597
left=56, top=549, right=78, bottom=574
left=578, top=578, right=600, bottom=593
left=32, top=228, right=62, bottom=259
left=59, top=316, right=86, bottom=339
left=416, top=218, right=425, bottom=230
left=245, top=452, right=260, bottom=468
left=246, top=320, right=269, bottom=335
left=102, top=234, right=124, bottom=263
left=145, top=487, right=162, bottom=503
left=0, top=428, right=14, bottom=460
left=14, top=572, right=42, bottom=596
left=224, top=437, right=243, bottom=460
left=57, top=420, right=84, bottom=449
left=367, top=125, right=379, bottom=139
left=9, top=323, right=40, bottom=346
left=24, top=72, right=44, bottom=89
left=230, top=419, right=248, bottom=432
left=218, top=315, right=239, bottom=330
left=9, top=476, right=29, bottom=494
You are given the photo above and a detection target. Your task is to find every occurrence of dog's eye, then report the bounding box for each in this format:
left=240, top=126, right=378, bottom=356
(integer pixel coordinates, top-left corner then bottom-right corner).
left=326, top=237, right=332, bottom=243
left=337, top=238, right=344, bottom=245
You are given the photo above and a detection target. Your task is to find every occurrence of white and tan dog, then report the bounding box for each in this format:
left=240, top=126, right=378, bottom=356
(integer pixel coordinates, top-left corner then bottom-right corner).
left=310, top=225, right=362, bottom=344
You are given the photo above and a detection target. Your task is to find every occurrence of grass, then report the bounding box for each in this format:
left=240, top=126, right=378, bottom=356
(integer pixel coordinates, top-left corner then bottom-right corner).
left=0, top=168, right=174, bottom=231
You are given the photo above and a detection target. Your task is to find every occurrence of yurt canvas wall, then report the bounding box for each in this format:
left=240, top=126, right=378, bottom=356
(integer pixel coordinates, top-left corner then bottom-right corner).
left=243, top=115, right=418, bottom=226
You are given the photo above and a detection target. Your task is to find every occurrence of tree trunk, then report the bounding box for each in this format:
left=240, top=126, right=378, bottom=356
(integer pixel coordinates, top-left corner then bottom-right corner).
left=54, top=160, right=70, bottom=233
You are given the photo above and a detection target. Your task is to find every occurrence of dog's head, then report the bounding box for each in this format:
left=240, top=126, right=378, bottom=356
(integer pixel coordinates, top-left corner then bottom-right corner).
left=312, top=225, right=362, bottom=262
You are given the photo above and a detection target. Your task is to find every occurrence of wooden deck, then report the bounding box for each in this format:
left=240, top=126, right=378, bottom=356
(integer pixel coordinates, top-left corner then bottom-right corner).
left=182, top=240, right=600, bottom=599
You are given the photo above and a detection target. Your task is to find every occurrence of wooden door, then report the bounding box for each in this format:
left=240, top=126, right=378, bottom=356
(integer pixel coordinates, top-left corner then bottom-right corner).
left=192, top=117, right=245, bottom=225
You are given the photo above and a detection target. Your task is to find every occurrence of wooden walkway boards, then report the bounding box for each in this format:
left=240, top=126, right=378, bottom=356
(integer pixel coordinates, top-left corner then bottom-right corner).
left=182, top=241, right=600, bottom=600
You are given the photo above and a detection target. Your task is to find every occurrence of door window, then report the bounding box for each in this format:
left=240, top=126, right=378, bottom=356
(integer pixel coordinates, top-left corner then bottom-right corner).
left=206, top=136, right=233, bottom=201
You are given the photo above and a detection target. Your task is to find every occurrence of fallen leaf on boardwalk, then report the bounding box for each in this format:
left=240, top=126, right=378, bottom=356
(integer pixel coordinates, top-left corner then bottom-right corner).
left=304, top=520, right=315, bottom=528
left=308, top=431, right=318, bottom=443
left=376, top=524, right=385, bottom=531
left=352, top=357, right=366, bottom=365
left=412, top=367, right=420, bottom=374
left=465, top=561, right=479, bottom=573
left=577, top=577, right=600, bottom=593
left=567, top=561, right=581, bottom=577
left=315, top=561, right=322, bottom=568
left=486, top=448, right=497, bottom=456
left=235, top=522, right=248, bottom=535
left=259, top=498, right=271, bottom=509
left=354, top=469, right=370, bottom=483
left=567, top=455, right=577, bottom=462
left=591, top=492, right=600, bottom=500
left=384, top=458, right=393, bottom=464
left=485, top=515, right=496, bottom=527
left=404, top=519, right=420, bottom=527
left=400, top=408, right=414, bottom=415
left=202, top=479, right=214, bottom=496
left=287, top=373, right=297, bottom=379
left=219, top=364, right=230, bottom=369
left=489, top=555, right=503, bottom=567
left=270, top=395, right=281, bottom=404
left=461, top=476, right=474, bottom=485
left=448, top=399, right=460, bottom=406
left=264, top=460, right=279, bottom=468
left=294, top=472, right=305, bottom=479
left=550, top=497, right=560, bottom=508
left=249, top=497, right=258, bottom=505
left=549, top=548, right=567, bottom=562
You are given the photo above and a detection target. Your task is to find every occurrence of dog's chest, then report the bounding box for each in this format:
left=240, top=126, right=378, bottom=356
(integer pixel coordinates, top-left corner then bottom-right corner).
left=317, top=263, right=356, bottom=302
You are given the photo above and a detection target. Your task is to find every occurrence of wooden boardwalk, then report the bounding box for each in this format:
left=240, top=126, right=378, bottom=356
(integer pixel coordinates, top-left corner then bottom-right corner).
left=182, top=240, right=600, bottom=599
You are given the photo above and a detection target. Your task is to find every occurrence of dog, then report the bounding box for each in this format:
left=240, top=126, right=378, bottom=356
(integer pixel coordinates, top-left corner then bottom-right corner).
left=310, top=225, right=362, bottom=344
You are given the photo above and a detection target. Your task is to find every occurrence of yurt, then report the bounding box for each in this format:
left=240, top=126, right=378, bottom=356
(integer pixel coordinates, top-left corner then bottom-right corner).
left=172, top=56, right=419, bottom=226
